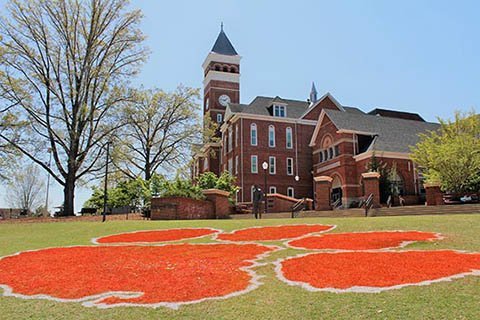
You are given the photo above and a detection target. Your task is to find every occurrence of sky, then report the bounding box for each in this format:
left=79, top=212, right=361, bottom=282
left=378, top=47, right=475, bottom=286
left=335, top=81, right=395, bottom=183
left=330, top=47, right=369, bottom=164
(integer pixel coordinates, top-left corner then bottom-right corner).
left=0, top=0, right=479, bottom=212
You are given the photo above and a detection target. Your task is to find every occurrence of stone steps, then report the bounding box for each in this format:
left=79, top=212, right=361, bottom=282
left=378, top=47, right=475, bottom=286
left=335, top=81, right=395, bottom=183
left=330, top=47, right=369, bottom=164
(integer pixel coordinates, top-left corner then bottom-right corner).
left=230, top=204, right=480, bottom=219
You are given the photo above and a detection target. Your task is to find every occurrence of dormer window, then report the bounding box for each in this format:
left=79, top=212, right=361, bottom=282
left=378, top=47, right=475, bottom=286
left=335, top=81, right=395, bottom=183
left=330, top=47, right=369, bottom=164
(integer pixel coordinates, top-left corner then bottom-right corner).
left=273, top=105, right=286, bottom=117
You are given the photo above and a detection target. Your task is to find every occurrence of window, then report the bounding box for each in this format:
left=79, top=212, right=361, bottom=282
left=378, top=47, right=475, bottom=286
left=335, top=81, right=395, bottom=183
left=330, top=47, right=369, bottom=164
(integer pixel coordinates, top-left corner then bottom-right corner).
left=287, top=187, right=295, bottom=198
left=203, top=158, right=209, bottom=171
left=324, top=150, right=328, bottom=161
left=334, top=145, right=340, bottom=157
left=273, top=105, right=286, bottom=117
left=286, top=158, right=293, bottom=175
left=269, top=186, right=277, bottom=194
left=228, top=158, right=233, bottom=174
left=268, top=125, right=275, bottom=147
left=250, top=123, right=257, bottom=146
left=286, top=127, right=293, bottom=149
left=269, top=156, right=276, bottom=174
left=228, top=127, right=232, bottom=152
left=235, top=155, right=239, bottom=175
left=329, top=147, right=333, bottom=159
left=319, top=151, right=323, bottom=163
left=235, top=125, right=238, bottom=147
left=251, top=155, right=258, bottom=173
left=217, top=113, right=223, bottom=123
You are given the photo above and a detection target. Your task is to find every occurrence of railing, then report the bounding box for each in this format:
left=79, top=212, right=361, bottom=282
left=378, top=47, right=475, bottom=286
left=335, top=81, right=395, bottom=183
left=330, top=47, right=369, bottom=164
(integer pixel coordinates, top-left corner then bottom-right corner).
left=363, top=193, right=374, bottom=217
left=332, top=198, right=342, bottom=210
left=291, top=198, right=306, bottom=218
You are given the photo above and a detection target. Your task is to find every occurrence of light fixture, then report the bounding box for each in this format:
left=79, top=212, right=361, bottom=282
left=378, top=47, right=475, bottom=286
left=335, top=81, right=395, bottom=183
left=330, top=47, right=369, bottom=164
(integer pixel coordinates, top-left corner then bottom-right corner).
left=262, top=161, right=268, bottom=170
left=295, top=175, right=300, bottom=182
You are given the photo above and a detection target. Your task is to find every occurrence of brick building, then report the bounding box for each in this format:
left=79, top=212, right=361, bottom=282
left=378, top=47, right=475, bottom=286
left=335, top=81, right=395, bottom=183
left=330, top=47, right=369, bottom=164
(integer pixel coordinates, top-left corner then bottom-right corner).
left=193, top=27, right=439, bottom=208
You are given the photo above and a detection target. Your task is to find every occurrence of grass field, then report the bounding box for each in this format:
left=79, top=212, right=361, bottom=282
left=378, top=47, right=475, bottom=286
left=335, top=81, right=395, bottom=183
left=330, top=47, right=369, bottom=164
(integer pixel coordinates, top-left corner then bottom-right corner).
left=1, top=214, right=479, bottom=320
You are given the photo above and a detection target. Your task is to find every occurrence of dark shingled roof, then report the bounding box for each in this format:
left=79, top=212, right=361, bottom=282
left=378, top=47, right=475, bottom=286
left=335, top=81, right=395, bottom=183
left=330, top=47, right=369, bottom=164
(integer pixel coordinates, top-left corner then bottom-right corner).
left=211, top=29, right=238, bottom=56
left=368, top=108, right=425, bottom=122
left=227, top=97, right=366, bottom=119
left=324, top=109, right=440, bottom=153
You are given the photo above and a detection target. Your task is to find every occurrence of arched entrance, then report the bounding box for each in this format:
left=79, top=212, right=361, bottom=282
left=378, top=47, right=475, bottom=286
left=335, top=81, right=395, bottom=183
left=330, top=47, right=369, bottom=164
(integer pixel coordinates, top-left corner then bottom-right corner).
left=331, top=175, right=343, bottom=206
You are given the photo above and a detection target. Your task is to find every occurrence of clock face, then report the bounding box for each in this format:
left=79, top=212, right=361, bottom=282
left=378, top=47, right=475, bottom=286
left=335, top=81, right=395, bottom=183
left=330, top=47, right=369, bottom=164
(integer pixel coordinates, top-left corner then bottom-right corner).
left=218, top=94, right=231, bottom=107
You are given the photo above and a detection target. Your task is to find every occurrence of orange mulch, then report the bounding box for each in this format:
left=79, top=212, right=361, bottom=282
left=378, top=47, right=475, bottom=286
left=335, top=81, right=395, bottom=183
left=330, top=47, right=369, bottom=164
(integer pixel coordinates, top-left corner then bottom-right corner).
left=216, top=225, right=334, bottom=242
left=280, top=250, right=480, bottom=291
left=288, top=231, right=440, bottom=250
left=95, top=228, right=218, bottom=244
left=0, top=243, right=273, bottom=306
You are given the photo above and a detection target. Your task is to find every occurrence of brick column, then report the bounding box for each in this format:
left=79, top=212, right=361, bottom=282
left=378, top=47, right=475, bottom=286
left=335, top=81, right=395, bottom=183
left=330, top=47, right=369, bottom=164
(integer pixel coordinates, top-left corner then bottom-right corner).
left=424, top=183, right=444, bottom=206
left=314, top=176, right=333, bottom=211
left=361, top=172, right=381, bottom=208
left=203, top=189, right=231, bottom=219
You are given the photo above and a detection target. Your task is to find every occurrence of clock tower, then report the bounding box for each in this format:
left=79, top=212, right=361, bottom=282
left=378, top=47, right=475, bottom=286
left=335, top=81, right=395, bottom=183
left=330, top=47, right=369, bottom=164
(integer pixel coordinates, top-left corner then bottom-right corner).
left=202, top=24, right=240, bottom=132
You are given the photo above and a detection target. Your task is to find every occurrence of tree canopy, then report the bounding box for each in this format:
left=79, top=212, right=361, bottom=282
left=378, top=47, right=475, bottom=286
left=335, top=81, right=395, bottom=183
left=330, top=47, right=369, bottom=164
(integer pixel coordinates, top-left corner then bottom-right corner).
left=0, top=0, right=147, bottom=215
left=411, top=111, right=480, bottom=193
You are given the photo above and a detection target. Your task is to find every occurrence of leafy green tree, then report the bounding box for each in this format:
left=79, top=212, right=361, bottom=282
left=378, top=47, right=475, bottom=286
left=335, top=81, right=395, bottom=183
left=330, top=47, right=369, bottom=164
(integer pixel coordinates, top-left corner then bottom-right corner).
left=197, top=172, right=218, bottom=190
left=411, top=111, right=480, bottom=193
left=0, top=0, right=147, bottom=215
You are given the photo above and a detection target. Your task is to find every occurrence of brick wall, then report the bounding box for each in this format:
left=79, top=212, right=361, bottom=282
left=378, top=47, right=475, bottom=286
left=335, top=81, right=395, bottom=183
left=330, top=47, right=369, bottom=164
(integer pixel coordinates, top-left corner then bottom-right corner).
left=151, top=197, right=214, bottom=220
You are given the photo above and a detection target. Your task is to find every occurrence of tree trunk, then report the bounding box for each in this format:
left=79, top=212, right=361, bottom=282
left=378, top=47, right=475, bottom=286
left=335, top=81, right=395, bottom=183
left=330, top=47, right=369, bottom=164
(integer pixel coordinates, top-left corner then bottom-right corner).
left=63, top=174, right=75, bottom=216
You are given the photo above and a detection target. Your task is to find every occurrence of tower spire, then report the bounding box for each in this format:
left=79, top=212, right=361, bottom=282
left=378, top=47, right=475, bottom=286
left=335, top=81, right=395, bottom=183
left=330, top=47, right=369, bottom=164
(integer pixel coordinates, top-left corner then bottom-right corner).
left=310, top=82, right=318, bottom=103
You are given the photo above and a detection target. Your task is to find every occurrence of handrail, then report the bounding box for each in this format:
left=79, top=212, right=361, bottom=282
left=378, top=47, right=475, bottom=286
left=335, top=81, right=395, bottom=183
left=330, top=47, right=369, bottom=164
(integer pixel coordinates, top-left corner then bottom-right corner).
left=363, top=193, right=374, bottom=217
left=291, top=198, right=306, bottom=218
left=332, top=198, right=341, bottom=210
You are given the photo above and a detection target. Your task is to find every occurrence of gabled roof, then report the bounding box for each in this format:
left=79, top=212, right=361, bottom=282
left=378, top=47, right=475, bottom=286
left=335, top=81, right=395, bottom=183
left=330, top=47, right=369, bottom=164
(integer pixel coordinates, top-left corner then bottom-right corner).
left=368, top=108, right=425, bottom=122
left=322, top=109, right=440, bottom=153
left=211, top=27, right=238, bottom=56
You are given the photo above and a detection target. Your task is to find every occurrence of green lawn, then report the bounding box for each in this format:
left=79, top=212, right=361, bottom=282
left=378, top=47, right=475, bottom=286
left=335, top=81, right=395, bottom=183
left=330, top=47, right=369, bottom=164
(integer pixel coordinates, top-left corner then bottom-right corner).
left=1, top=214, right=479, bottom=320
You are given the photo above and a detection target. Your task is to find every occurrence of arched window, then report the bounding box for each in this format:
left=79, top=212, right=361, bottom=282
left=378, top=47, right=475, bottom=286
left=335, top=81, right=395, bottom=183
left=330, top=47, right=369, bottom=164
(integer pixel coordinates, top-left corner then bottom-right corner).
left=230, top=67, right=237, bottom=73
left=250, top=123, right=257, bottom=146
left=391, top=172, right=405, bottom=196
left=215, top=65, right=220, bottom=71
left=286, top=127, right=293, bottom=149
left=223, top=66, right=229, bottom=72
left=268, top=125, right=275, bottom=147
left=329, top=147, right=333, bottom=159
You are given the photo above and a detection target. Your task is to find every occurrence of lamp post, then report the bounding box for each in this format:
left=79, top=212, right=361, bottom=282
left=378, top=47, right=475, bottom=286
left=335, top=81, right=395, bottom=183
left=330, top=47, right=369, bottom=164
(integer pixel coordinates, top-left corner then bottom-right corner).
left=262, top=161, right=269, bottom=218
left=102, top=141, right=111, bottom=223
left=44, top=148, right=52, bottom=217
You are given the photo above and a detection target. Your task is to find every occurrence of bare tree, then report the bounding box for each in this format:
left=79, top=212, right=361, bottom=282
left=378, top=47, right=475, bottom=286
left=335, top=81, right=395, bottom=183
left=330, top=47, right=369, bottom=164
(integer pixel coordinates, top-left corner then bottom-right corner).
left=6, top=164, right=45, bottom=212
left=0, top=0, right=147, bottom=215
left=112, top=86, right=201, bottom=180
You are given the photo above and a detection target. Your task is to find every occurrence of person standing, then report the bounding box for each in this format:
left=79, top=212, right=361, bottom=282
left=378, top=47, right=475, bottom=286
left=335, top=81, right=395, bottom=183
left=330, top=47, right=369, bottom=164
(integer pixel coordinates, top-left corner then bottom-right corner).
left=252, top=185, right=263, bottom=219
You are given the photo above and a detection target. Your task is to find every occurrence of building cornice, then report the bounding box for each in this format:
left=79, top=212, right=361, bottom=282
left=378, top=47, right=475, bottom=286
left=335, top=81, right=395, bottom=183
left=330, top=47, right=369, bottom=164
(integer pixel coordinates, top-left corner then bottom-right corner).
left=203, top=71, right=240, bottom=88
left=202, top=53, right=241, bottom=70
left=353, top=150, right=412, bottom=162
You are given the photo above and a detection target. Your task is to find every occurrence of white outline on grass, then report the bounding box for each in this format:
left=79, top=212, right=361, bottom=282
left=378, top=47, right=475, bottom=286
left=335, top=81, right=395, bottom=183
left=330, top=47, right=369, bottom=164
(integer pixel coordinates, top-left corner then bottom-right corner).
left=285, top=230, right=444, bottom=251
left=213, top=224, right=337, bottom=244
left=91, top=227, right=223, bottom=245
left=0, top=243, right=281, bottom=310
left=273, top=249, right=480, bottom=294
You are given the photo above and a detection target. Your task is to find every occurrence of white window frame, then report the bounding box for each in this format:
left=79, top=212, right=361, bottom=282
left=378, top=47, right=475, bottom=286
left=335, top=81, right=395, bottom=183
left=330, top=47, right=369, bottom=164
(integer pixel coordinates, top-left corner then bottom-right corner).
left=228, top=127, right=232, bottom=152
left=286, top=127, right=293, bottom=149
left=251, top=155, right=258, bottom=174
left=217, top=113, right=223, bottom=123
left=268, top=125, right=275, bottom=148
left=235, top=124, right=238, bottom=147
left=287, top=187, right=295, bottom=198
left=286, top=157, right=293, bottom=176
left=269, top=156, right=276, bottom=174
left=228, top=158, right=233, bottom=174
left=235, top=155, right=239, bottom=175
left=250, top=123, right=257, bottom=146
left=269, top=186, right=277, bottom=194
left=273, top=105, right=286, bottom=117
